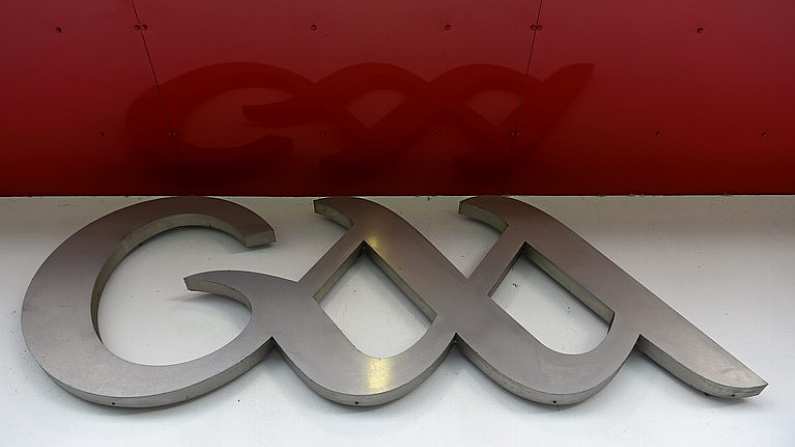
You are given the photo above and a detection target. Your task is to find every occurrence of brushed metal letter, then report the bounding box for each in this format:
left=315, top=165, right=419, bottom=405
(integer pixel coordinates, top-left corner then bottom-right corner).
left=22, top=197, right=275, bottom=407
left=21, top=196, right=765, bottom=408
left=459, top=196, right=766, bottom=402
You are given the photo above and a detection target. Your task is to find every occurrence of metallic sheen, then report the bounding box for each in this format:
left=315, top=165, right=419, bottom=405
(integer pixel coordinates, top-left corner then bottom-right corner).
left=22, top=196, right=767, bottom=407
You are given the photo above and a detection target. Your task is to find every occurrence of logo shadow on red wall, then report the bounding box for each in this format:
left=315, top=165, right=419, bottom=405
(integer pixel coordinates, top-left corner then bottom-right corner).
left=127, top=62, right=593, bottom=195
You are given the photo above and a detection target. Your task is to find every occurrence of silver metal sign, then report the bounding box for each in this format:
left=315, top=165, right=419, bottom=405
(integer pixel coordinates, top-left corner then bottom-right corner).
left=21, top=197, right=766, bottom=408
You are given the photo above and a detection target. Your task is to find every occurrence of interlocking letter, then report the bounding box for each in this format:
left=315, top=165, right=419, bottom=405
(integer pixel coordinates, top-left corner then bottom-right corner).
left=21, top=197, right=765, bottom=407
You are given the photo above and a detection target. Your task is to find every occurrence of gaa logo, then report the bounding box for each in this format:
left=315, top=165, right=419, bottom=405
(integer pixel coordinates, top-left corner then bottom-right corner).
left=21, top=197, right=766, bottom=407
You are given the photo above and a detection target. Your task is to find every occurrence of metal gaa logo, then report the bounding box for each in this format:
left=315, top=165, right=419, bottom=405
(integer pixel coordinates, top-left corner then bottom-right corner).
left=21, top=197, right=766, bottom=408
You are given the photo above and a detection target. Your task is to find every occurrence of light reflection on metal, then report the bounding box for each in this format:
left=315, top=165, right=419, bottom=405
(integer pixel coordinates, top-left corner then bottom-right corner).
left=366, top=358, right=393, bottom=393
left=21, top=196, right=766, bottom=408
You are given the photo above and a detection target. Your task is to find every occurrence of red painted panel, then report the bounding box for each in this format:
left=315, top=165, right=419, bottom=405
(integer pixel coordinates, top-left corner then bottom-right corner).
left=127, top=0, right=542, bottom=194
left=528, top=0, right=795, bottom=194
left=0, top=1, right=156, bottom=195
left=0, top=0, right=793, bottom=195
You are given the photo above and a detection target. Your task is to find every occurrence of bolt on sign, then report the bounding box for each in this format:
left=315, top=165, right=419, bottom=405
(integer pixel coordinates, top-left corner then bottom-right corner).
left=21, top=197, right=766, bottom=408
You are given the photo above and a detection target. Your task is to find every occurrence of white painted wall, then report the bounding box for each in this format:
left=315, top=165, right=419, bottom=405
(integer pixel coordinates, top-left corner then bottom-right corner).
left=1, top=196, right=792, bottom=446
